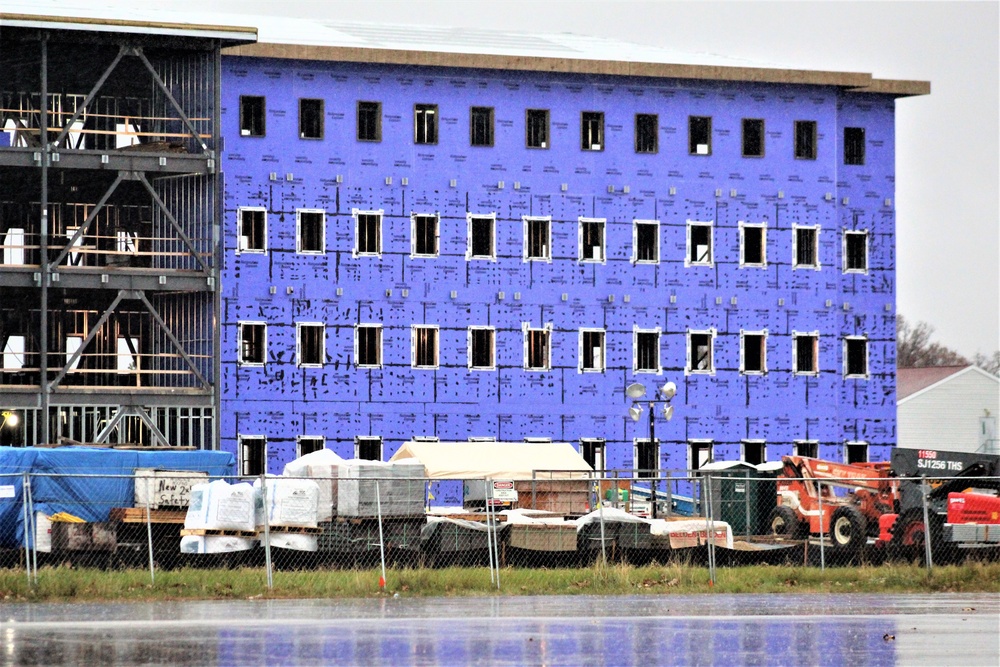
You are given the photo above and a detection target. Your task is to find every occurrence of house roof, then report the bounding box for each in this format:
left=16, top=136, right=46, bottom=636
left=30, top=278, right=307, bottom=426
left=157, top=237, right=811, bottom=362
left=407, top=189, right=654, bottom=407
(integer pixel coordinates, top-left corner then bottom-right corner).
left=1, top=5, right=929, bottom=96
left=897, top=365, right=1000, bottom=403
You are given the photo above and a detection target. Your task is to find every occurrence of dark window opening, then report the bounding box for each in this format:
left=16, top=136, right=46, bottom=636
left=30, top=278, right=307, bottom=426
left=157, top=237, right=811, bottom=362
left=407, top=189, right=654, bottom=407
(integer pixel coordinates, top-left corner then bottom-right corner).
left=526, top=329, right=550, bottom=370
left=298, top=211, right=324, bottom=253
left=580, top=219, right=604, bottom=261
left=582, top=439, right=605, bottom=471
left=299, top=98, right=323, bottom=139
left=581, top=330, right=605, bottom=372
left=239, top=323, right=265, bottom=365
left=469, top=216, right=494, bottom=259
left=689, top=332, right=713, bottom=373
left=795, top=227, right=818, bottom=267
left=356, top=437, right=382, bottom=461
left=414, top=104, right=438, bottom=144
left=298, top=324, right=324, bottom=367
left=635, top=222, right=658, bottom=263
left=526, top=217, right=550, bottom=260
left=689, top=224, right=712, bottom=265
left=357, top=101, right=381, bottom=142
left=526, top=109, right=549, bottom=148
left=635, top=331, right=659, bottom=372
left=239, top=209, right=266, bottom=252
left=690, top=441, right=713, bottom=471
left=846, top=442, right=869, bottom=464
left=845, top=232, right=867, bottom=271
left=356, top=213, right=381, bottom=255
left=240, top=436, right=266, bottom=476
left=356, top=325, right=381, bottom=367
left=470, top=328, right=495, bottom=370
left=239, top=96, right=265, bottom=137
left=413, top=214, right=438, bottom=256
left=742, top=118, right=764, bottom=157
left=795, top=334, right=819, bottom=374
left=689, top=116, right=711, bottom=155
left=298, top=437, right=324, bottom=458
left=471, top=106, right=494, bottom=147
left=743, top=441, right=766, bottom=466
left=794, top=120, right=817, bottom=159
left=742, top=225, right=764, bottom=265
left=794, top=441, right=819, bottom=458
left=742, top=333, right=766, bottom=374
left=581, top=111, right=604, bottom=150
left=635, top=113, right=658, bottom=153
left=635, top=439, right=658, bottom=478
left=844, top=127, right=865, bottom=165
left=413, top=327, right=438, bottom=368
left=846, top=338, right=867, bottom=377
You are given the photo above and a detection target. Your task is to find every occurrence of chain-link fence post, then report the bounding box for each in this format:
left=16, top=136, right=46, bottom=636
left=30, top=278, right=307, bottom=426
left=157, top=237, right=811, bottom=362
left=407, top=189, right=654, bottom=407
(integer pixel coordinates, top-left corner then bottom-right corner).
left=144, top=474, right=155, bottom=585
left=921, top=480, right=934, bottom=572
left=260, top=472, right=273, bottom=590
left=20, top=471, right=30, bottom=585
left=817, top=479, right=825, bottom=571
left=705, top=473, right=716, bottom=586
left=484, top=478, right=495, bottom=585
left=375, top=479, right=386, bottom=590
left=23, top=471, right=35, bottom=585
left=598, top=477, right=607, bottom=566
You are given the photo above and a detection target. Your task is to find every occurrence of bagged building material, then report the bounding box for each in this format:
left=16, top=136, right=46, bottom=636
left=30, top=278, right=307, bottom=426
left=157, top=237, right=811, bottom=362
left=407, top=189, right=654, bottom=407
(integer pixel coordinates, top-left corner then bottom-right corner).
left=266, top=532, right=319, bottom=552
left=184, top=480, right=256, bottom=532
left=180, top=534, right=255, bottom=554
left=253, top=477, right=320, bottom=528
left=282, top=448, right=343, bottom=521
left=337, top=459, right=425, bottom=517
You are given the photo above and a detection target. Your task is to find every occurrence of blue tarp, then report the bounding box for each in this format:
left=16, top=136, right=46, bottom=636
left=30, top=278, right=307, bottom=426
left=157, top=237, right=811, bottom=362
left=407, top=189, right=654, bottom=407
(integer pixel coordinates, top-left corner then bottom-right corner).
left=0, top=446, right=236, bottom=549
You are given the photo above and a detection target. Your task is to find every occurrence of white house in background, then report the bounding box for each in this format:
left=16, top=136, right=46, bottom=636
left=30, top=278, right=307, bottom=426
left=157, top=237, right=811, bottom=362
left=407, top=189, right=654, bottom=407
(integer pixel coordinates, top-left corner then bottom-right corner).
left=897, top=366, right=1000, bottom=454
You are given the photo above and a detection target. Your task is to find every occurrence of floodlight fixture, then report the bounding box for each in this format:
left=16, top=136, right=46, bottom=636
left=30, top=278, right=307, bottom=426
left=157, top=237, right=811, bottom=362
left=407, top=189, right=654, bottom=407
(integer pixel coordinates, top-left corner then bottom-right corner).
left=659, top=381, right=677, bottom=400
left=626, top=382, right=647, bottom=399
left=662, top=405, right=674, bottom=421
left=628, top=406, right=643, bottom=422
left=1, top=411, right=17, bottom=428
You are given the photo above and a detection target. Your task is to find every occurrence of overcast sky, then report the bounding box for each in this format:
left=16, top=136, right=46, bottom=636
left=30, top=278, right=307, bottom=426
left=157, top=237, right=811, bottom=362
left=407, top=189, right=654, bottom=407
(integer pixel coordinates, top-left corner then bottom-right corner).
left=20, top=1, right=1000, bottom=357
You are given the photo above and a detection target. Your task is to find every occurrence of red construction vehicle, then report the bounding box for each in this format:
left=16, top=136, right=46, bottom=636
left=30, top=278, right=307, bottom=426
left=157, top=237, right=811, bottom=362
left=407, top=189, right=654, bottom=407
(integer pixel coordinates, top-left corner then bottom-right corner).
left=768, top=456, right=898, bottom=550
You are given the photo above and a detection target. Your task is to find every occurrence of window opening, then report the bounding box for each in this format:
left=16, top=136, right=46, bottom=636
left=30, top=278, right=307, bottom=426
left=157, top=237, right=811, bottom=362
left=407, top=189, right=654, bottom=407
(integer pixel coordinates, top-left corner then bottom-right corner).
left=412, top=214, right=439, bottom=257
left=794, top=440, right=819, bottom=458
left=635, top=439, right=659, bottom=478
left=240, top=436, right=266, bottom=476
left=844, top=127, right=865, bottom=165
left=794, top=332, right=819, bottom=375
left=742, top=440, right=766, bottom=466
left=355, top=211, right=382, bottom=256
left=742, top=118, right=764, bottom=157
left=579, top=218, right=605, bottom=262
left=470, top=106, right=494, bottom=147
left=741, top=331, right=767, bottom=374
left=635, top=113, right=658, bottom=153
left=412, top=326, right=439, bottom=369
left=239, top=96, right=265, bottom=137
left=299, top=98, right=323, bottom=139
left=357, top=101, right=381, bottom=142
left=297, top=210, right=324, bottom=254
left=687, top=222, right=713, bottom=266
left=297, top=323, right=324, bottom=367
left=844, top=231, right=867, bottom=272
left=2, top=335, right=25, bottom=370
left=689, top=440, right=714, bottom=471
left=740, top=223, right=766, bottom=266
left=688, top=330, right=714, bottom=374
left=239, top=322, right=266, bottom=365
left=524, top=217, right=551, bottom=261
left=468, top=215, right=495, bottom=260
left=414, top=104, right=438, bottom=144
left=2, top=227, right=25, bottom=265
left=581, top=439, right=605, bottom=472
left=355, top=325, right=382, bottom=368
left=845, top=441, right=869, bottom=464
left=845, top=337, right=868, bottom=378
left=526, top=109, right=549, bottom=148
left=356, top=436, right=382, bottom=461
left=297, top=436, right=324, bottom=458
left=689, top=116, right=711, bottom=155
left=794, top=120, right=817, bottom=159
left=793, top=225, right=819, bottom=268
left=581, top=111, right=604, bottom=151
left=580, top=329, right=605, bottom=373
left=633, top=220, right=659, bottom=263
left=524, top=326, right=551, bottom=371
left=634, top=329, right=660, bottom=373
left=238, top=208, right=266, bottom=252
left=469, top=327, right=495, bottom=370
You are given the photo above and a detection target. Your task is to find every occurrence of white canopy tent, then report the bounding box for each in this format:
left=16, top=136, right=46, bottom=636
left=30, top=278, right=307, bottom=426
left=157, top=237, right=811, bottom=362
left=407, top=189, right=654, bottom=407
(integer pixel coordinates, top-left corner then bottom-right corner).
left=390, top=441, right=593, bottom=480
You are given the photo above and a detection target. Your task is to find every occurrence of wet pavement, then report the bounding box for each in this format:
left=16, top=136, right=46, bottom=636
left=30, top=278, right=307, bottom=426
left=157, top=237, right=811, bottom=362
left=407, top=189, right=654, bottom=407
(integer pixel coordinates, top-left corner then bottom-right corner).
left=1, top=593, right=997, bottom=665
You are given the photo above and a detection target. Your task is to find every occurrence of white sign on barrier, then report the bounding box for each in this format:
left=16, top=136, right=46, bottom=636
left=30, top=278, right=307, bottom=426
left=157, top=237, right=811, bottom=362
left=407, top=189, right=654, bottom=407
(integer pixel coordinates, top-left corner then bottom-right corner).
left=490, top=480, right=518, bottom=502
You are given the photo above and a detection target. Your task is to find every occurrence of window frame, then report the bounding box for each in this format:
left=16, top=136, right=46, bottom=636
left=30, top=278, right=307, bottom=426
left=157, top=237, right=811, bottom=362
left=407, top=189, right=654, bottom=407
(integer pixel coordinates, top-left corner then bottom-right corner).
left=414, top=103, right=438, bottom=145
left=578, top=217, right=606, bottom=263
left=632, top=219, right=660, bottom=264
left=470, top=106, right=494, bottom=147
left=581, top=438, right=606, bottom=472
left=578, top=328, right=606, bottom=373
left=239, top=95, right=265, bottom=137
left=523, top=215, right=552, bottom=262
left=354, top=323, right=383, bottom=369
left=635, top=113, right=658, bottom=154
left=843, top=230, right=868, bottom=274
left=237, top=206, right=267, bottom=254
left=792, top=224, right=821, bottom=270
left=843, top=336, right=869, bottom=379
left=296, top=435, right=325, bottom=458
left=844, top=126, right=865, bottom=165
left=688, top=115, right=712, bottom=155
left=357, top=101, right=382, bottom=142
left=526, top=108, right=549, bottom=149
left=467, top=213, right=496, bottom=261
left=794, top=440, right=819, bottom=458
left=238, top=321, right=266, bottom=367
left=794, top=120, right=818, bottom=160
left=298, top=98, right=324, bottom=140
left=355, top=436, right=383, bottom=461
left=523, top=323, right=553, bottom=372
left=468, top=326, right=496, bottom=371
left=410, top=212, right=440, bottom=258
left=741, top=117, right=765, bottom=158
left=581, top=111, right=604, bottom=151
left=634, top=437, right=660, bottom=479
left=239, top=434, right=267, bottom=476
left=688, top=439, right=714, bottom=472
left=686, top=328, right=716, bottom=376
left=739, top=221, right=767, bottom=267
left=845, top=440, right=869, bottom=464
left=741, top=439, right=767, bottom=466
left=296, top=322, right=325, bottom=368
left=685, top=220, right=714, bottom=267
left=792, top=330, right=820, bottom=376
left=353, top=209, right=383, bottom=258
left=633, top=326, right=661, bottom=375
left=411, top=325, right=440, bottom=370
left=296, top=208, right=325, bottom=255
left=740, top=329, right=768, bottom=375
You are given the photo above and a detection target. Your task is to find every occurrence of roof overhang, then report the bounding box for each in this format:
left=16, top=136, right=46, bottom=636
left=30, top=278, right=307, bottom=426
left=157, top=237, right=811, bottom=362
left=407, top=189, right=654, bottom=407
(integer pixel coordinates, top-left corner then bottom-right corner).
left=0, top=12, right=257, bottom=46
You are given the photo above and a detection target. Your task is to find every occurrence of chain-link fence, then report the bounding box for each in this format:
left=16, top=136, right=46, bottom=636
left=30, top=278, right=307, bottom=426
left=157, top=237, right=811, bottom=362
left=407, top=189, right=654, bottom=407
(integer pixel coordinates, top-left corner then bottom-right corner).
left=2, top=464, right=998, bottom=590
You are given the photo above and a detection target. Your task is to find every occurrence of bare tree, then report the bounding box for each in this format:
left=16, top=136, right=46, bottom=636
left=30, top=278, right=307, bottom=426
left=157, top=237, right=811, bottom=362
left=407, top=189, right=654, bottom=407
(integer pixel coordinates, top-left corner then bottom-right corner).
left=896, top=314, right=969, bottom=368
left=973, top=351, right=1000, bottom=376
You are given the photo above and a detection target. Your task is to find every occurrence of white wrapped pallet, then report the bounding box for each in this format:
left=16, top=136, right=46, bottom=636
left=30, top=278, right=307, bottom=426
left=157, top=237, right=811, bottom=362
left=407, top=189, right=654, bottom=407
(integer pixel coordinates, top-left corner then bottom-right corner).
left=337, top=458, right=425, bottom=517
left=180, top=534, right=256, bottom=554
left=184, top=480, right=256, bottom=532
left=267, top=532, right=319, bottom=552
left=282, top=448, right=343, bottom=521
left=254, top=477, right=320, bottom=528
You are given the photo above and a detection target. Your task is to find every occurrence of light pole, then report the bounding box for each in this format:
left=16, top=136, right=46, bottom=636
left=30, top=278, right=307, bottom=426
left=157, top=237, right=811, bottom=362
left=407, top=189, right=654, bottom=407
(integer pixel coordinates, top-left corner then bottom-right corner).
left=626, top=381, right=676, bottom=519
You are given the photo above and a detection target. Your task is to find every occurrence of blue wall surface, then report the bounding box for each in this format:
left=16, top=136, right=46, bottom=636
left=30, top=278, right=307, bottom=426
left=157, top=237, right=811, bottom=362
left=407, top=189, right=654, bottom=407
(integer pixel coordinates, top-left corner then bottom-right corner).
left=219, top=57, right=897, bottom=474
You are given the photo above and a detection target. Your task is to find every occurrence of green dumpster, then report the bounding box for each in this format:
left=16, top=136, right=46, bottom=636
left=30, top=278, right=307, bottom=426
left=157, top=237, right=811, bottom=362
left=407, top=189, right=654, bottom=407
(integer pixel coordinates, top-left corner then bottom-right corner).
left=700, top=461, right=779, bottom=537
